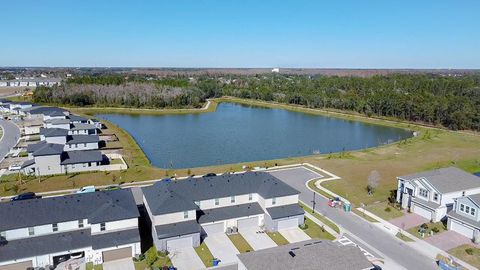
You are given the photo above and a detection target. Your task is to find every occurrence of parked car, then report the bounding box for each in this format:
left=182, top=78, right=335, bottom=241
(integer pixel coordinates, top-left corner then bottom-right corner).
left=8, top=164, right=22, bottom=171
left=76, top=186, right=96, bottom=194
left=10, top=192, right=40, bottom=201
left=104, top=185, right=121, bottom=191
left=204, top=173, right=217, bottom=177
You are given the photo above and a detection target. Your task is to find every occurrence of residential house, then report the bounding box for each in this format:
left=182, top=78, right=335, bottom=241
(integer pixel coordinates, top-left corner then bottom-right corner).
left=396, top=167, right=480, bottom=222
left=237, top=240, right=373, bottom=270
left=142, top=172, right=304, bottom=252
left=43, top=120, right=98, bottom=135
left=0, top=189, right=141, bottom=269
left=447, top=194, right=480, bottom=242
left=24, top=106, right=69, bottom=120
left=23, top=142, right=104, bottom=176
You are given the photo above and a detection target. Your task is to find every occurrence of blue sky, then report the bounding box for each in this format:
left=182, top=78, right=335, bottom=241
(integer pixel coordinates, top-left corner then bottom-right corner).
left=1, top=0, right=479, bottom=68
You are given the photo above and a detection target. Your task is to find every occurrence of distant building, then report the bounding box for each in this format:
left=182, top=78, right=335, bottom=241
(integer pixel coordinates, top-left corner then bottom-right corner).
left=0, top=78, right=62, bottom=87
left=272, top=68, right=280, bottom=73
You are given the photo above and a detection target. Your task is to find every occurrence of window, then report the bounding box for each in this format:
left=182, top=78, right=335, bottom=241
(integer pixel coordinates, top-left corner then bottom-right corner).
left=28, top=227, right=35, bottom=236
left=100, top=223, right=106, bottom=231
left=248, top=193, right=253, bottom=201
left=419, top=188, right=428, bottom=198
left=433, top=193, right=439, bottom=201
left=0, top=231, right=5, bottom=239
left=272, top=197, right=277, bottom=205
left=84, top=143, right=87, bottom=147
left=52, top=223, right=58, bottom=232
left=215, top=198, right=219, bottom=206
left=78, top=219, right=84, bottom=228
left=194, top=201, right=200, bottom=207
left=231, top=196, right=236, bottom=203
left=471, top=208, right=476, bottom=216
left=183, top=211, right=189, bottom=219
left=466, top=206, right=470, bottom=213
left=462, top=191, right=466, bottom=196
left=460, top=204, right=465, bottom=212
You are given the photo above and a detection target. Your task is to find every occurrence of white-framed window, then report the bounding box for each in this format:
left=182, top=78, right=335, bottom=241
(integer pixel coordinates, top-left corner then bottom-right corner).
left=272, top=197, right=277, bottom=205
left=28, top=227, right=35, bottom=236
left=471, top=208, right=476, bottom=216
left=466, top=206, right=470, bottom=213
left=433, top=193, right=439, bottom=201
left=52, top=223, right=58, bottom=232
left=419, top=188, right=428, bottom=198
left=231, top=196, right=236, bottom=203
left=0, top=231, right=6, bottom=239
left=100, top=223, right=106, bottom=231
left=215, top=198, right=219, bottom=206
left=194, top=201, right=200, bottom=207
left=460, top=204, right=465, bottom=212
left=248, top=193, right=253, bottom=201
left=78, top=219, right=84, bottom=228
left=183, top=211, right=189, bottom=219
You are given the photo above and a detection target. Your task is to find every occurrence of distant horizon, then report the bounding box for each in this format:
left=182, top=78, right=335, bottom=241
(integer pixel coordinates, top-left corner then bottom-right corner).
left=1, top=66, right=479, bottom=70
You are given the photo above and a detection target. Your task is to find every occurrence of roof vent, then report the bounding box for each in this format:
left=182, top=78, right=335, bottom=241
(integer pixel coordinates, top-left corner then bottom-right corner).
left=288, top=251, right=296, bottom=258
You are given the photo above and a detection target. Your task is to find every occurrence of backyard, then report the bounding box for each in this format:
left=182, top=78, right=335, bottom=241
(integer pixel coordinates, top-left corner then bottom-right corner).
left=448, top=245, right=480, bottom=268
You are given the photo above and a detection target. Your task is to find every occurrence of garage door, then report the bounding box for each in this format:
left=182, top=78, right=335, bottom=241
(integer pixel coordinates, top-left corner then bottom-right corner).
left=450, top=219, right=474, bottom=239
left=166, top=236, right=193, bottom=251
left=103, top=247, right=132, bottom=262
left=413, top=205, right=432, bottom=220
left=202, top=222, right=224, bottom=235
left=277, top=218, right=299, bottom=230
left=238, top=217, right=259, bottom=230
left=0, top=261, right=33, bottom=270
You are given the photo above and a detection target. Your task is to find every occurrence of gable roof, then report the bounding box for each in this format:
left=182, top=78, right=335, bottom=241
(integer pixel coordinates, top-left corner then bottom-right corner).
left=399, top=167, right=480, bottom=193
left=143, top=172, right=300, bottom=215
left=27, top=106, right=68, bottom=116
left=66, top=135, right=100, bottom=144
left=0, top=189, right=139, bottom=231
left=71, top=123, right=97, bottom=130
left=45, top=118, right=70, bottom=125
left=237, top=240, right=372, bottom=270
left=27, top=142, right=64, bottom=156
left=68, top=115, right=89, bottom=122
left=467, top=194, right=480, bottom=207
left=60, top=150, right=103, bottom=165
left=40, top=127, right=69, bottom=137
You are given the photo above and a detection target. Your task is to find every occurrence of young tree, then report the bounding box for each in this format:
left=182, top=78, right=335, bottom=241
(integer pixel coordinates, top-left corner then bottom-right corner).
left=367, top=170, right=381, bottom=195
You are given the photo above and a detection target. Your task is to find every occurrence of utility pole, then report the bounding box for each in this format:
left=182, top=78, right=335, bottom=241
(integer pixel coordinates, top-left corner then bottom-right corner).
left=311, top=191, right=316, bottom=213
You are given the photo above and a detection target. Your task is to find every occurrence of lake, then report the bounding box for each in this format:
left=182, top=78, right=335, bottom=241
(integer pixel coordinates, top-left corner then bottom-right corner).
left=97, top=103, right=412, bottom=169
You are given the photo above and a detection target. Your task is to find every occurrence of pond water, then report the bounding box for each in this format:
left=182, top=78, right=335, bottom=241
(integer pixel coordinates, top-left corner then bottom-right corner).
left=97, top=103, right=412, bottom=169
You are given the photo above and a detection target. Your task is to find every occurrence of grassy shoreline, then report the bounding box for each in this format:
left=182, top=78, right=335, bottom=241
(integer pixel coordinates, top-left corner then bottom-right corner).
left=1, top=97, right=479, bottom=209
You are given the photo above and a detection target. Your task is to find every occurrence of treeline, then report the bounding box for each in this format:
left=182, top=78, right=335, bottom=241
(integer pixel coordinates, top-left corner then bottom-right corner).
left=34, top=74, right=480, bottom=130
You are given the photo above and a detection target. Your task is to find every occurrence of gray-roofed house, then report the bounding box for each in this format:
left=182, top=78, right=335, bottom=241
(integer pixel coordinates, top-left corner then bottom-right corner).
left=447, top=193, right=480, bottom=242
left=24, top=106, right=69, bottom=120
left=0, top=189, right=140, bottom=269
left=237, top=240, right=373, bottom=270
left=142, top=172, right=304, bottom=252
left=42, top=132, right=100, bottom=151
left=396, top=167, right=480, bottom=222
left=23, top=141, right=105, bottom=176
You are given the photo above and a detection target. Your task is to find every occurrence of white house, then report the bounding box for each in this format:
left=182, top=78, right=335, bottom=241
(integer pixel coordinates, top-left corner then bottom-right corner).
left=142, top=172, right=304, bottom=252
left=396, top=167, right=480, bottom=222
left=447, top=194, right=480, bottom=242
left=0, top=189, right=141, bottom=269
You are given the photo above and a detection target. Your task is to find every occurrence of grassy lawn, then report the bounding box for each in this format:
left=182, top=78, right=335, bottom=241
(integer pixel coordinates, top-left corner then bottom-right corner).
left=407, top=222, right=447, bottom=238
left=448, top=245, right=480, bottom=268
left=365, top=201, right=404, bottom=221
left=395, top=232, right=414, bottom=242
left=299, top=201, right=340, bottom=234
left=228, top=233, right=254, bottom=253
left=85, top=263, right=103, bottom=270
left=351, top=208, right=379, bottom=223
left=306, top=179, right=334, bottom=199
left=151, top=254, right=172, bottom=268
left=266, top=232, right=289, bottom=245
left=194, top=241, right=214, bottom=267
left=301, top=217, right=335, bottom=240
left=109, top=158, right=124, bottom=165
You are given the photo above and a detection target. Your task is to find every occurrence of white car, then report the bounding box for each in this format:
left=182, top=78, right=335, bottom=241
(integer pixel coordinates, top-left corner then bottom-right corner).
left=76, top=186, right=96, bottom=194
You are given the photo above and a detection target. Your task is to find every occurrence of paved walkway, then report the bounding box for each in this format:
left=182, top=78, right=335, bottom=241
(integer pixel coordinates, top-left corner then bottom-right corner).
left=204, top=233, right=239, bottom=265
left=169, top=247, right=204, bottom=270
left=279, top=228, right=310, bottom=243
left=0, top=119, right=20, bottom=163
left=425, top=231, right=476, bottom=251
left=240, top=227, right=277, bottom=250
left=103, top=258, right=135, bottom=270
left=390, top=212, right=429, bottom=230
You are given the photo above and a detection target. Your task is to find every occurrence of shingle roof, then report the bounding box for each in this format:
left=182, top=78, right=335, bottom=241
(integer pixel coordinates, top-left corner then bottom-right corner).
left=155, top=220, right=201, bottom=240
left=40, top=127, right=69, bottom=137
left=143, top=172, right=300, bottom=215
left=468, top=194, right=480, bottom=207
left=60, top=150, right=103, bottom=165
left=399, top=167, right=480, bottom=193
left=237, top=240, right=372, bottom=270
left=266, top=204, right=304, bottom=220
left=45, top=118, right=70, bottom=125
left=68, top=115, right=89, bottom=122
left=66, top=135, right=100, bottom=144
left=91, top=228, right=141, bottom=249
left=72, top=123, right=97, bottom=130
left=447, top=210, right=480, bottom=230
left=198, top=203, right=264, bottom=224
left=27, top=106, right=67, bottom=116
left=28, top=142, right=64, bottom=156
left=0, top=189, right=139, bottom=231
left=20, top=159, right=35, bottom=169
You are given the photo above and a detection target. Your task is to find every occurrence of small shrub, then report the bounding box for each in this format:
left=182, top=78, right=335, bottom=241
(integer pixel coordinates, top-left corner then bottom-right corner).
left=420, top=223, right=429, bottom=229
left=299, top=224, right=308, bottom=230
left=465, top=248, right=474, bottom=255
left=145, top=247, right=158, bottom=266
left=431, top=227, right=440, bottom=233
left=384, top=207, right=391, bottom=212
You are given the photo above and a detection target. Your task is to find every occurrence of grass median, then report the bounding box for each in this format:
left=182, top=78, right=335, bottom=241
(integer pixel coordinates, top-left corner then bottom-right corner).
left=194, top=242, right=214, bottom=267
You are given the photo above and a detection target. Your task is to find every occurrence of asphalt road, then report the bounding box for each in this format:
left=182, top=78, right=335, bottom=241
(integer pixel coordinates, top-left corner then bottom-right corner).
left=0, top=119, right=20, bottom=163
left=269, top=167, right=439, bottom=270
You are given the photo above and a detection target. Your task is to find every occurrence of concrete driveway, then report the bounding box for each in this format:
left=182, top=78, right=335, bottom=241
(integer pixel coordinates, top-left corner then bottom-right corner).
left=425, top=231, right=474, bottom=251
left=390, top=213, right=429, bottom=230
left=279, top=227, right=310, bottom=243
left=240, top=227, right=277, bottom=250
left=169, top=247, right=205, bottom=270
left=103, top=258, right=134, bottom=270
left=204, top=233, right=239, bottom=265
